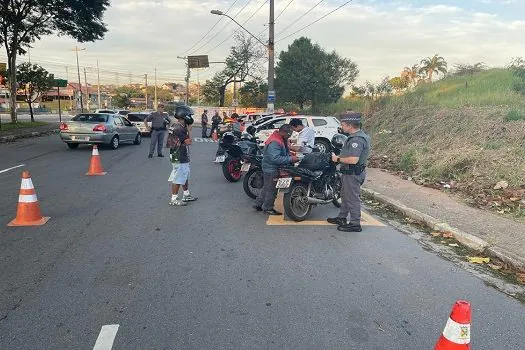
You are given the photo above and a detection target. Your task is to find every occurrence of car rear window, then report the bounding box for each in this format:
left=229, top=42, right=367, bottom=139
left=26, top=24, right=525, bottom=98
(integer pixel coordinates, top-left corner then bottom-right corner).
left=312, top=118, right=328, bottom=126
left=127, top=114, right=147, bottom=122
left=72, top=114, right=109, bottom=123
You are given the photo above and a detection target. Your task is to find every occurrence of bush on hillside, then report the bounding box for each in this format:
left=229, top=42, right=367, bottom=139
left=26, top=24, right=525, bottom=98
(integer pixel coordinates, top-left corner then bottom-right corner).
left=452, top=62, right=487, bottom=76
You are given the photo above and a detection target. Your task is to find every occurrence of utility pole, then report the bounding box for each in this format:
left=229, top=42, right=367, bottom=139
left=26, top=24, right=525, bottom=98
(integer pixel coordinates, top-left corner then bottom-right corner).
left=144, top=74, right=148, bottom=109
left=70, top=46, right=86, bottom=112
left=185, top=63, right=190, bottom=105
left=267, top=0, right=275, bottom=114
left=83, top=67, right=90, bottom=111
left=97, top=60, right=101, bottom=109
left=154, top=67, right=158, bottom=109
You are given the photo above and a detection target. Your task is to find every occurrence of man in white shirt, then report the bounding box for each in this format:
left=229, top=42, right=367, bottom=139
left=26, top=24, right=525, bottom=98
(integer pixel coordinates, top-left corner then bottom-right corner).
left=289, top=118, right=315, bottom=154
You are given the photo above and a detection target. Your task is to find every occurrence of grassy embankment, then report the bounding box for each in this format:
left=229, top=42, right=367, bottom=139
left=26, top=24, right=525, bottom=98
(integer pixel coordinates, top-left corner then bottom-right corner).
left=340, top=69, right=525, bottom=214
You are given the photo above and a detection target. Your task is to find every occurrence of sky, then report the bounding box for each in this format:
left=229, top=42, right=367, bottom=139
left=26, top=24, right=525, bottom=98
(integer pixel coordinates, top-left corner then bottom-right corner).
left=2, top=0, right=524, bottom=87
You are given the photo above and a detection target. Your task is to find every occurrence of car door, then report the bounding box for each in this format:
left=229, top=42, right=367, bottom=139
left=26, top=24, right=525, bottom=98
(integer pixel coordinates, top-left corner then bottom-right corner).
left=121, top=117, right=136, bottom=141
left=113, top=116, right=127, bottom=141
left=255, top=118, right=287, bottom=144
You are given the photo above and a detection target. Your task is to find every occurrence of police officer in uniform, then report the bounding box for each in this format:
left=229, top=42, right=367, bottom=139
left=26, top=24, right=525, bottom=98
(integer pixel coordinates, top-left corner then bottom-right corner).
left=327, top=112, right=371, bottom=232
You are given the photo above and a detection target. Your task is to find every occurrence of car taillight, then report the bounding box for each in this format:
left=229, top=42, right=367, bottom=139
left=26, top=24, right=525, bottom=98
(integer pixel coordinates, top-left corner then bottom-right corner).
left=93, top=124, right=106, bottom=132
left=59, top=123, right=68, bottom=131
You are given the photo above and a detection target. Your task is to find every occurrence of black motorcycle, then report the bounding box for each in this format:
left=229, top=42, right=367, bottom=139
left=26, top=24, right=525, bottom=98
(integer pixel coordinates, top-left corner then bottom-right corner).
left=241, top=153, right=263, bottom=199
left=217, top=130, right=261, bottom=182
left=275, top=152, right=342, bottom=221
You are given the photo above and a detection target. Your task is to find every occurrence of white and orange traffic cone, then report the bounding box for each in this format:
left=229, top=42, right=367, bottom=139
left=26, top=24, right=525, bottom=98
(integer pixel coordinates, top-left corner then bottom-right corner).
left=8, top=171, right=50, bottom=227
left=435, top=300, right=471, bottom=349
left=86, top=145, right=106, bottom=176
left=212, top=129, right=218, bottom=141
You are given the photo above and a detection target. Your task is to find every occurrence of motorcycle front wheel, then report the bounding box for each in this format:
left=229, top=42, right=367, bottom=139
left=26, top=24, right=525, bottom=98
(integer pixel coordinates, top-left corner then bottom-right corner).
left=243, top=167, right=263, bottom=199
left=222, top=156, right=243, bottom=182
left=283, top=182, right=312, bottom=222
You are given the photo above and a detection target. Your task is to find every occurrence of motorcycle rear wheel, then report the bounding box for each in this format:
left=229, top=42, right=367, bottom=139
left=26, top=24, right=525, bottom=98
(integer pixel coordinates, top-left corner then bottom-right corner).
left=222, top=156, right=242, bottom=182
left=243, top=168, right=263, bottom=199
left=283, top=182, right=312, bottom=222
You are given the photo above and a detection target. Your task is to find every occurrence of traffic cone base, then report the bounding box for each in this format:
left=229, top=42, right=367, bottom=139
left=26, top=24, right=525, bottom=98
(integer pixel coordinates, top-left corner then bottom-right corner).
left=86, top=145, right=106, bottom=176
left=8, top=171, right=50, bottom=227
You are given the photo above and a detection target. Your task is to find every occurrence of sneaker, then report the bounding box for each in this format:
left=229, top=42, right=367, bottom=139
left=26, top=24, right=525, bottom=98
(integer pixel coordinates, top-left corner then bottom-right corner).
left=253, top=205, right=263, bottom=212
left=264, top=209, right=282, bottom=215
left=327, top=217, right=347, bottom=225
left=148, top=154, right=153, bottom=158
left=169, top=199, right=187, bottom=206
left=182, top=194, right=197, bottom=202
left=158, top=154, right=165, bottom=157
left=337, top=223, right=362, bottom=232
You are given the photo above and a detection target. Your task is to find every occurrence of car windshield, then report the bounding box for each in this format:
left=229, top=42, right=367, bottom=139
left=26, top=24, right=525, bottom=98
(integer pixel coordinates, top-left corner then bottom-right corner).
left=127, top=114, right=147, bottom=122
left=72, top=114, right=109, bottom=123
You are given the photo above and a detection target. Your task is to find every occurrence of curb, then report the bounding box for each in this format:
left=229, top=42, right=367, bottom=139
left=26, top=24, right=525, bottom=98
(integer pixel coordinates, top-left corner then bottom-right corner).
left=0, top=129, right=59, bottom=143
left=361, top=187, right=525, bottom=271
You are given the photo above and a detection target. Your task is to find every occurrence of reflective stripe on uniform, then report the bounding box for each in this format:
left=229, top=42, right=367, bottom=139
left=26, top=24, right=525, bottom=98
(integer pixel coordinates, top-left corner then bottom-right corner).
left=19, top=194, right=38, bottom=203
left=442, top=317, right=471, bottom=344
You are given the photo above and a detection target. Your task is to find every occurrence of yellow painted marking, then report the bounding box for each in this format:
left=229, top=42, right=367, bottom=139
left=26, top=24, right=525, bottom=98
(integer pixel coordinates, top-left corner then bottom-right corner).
left=266, top=192, right=386, bottom=226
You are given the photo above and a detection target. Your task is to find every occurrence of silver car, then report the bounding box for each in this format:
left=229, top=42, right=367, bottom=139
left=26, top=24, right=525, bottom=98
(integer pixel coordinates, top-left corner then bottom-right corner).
left=59, top=113, right=142, bottom=150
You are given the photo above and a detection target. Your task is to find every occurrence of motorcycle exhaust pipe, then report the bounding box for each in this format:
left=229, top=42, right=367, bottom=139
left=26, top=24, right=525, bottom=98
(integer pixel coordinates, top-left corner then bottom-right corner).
left=307, top=197, right=332, bottom=205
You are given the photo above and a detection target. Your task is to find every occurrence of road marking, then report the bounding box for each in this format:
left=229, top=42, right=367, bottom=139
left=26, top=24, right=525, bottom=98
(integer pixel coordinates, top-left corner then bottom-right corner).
left=93, top=324, right=119, bottom=350
left=0, top=164, right=25, bottom=174
left=193, top=137, right=217, bottom=143
left=266, top=192, right=386, bottom=226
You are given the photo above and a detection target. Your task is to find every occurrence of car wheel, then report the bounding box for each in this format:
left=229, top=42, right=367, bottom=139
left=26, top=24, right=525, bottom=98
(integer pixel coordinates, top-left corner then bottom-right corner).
left=134, top=133, right=142, bottom=145
left=110, top=136, right=119, bottom=150
left=66, top=143, right=79, bottom=149
left=314, top=139, right=331, bottom=153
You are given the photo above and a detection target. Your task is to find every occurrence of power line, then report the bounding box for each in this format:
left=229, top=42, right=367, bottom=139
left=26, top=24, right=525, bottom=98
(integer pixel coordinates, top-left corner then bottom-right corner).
left=180, top=0, right=241, bottom=55
left=276, top=0, right=324, bottom=37
left=189, top=0, right=255, bottom=55
left=275, top=0, right=294, bottom=20
left=277, top=0, right=353, bottom=42
left=206, top=0, right=269, bottom=54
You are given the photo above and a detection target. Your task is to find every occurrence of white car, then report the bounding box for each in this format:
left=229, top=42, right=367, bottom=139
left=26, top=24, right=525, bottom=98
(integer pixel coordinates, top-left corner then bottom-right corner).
left=126, top=112, right=152, bottom=135
left=253, top=115, right=341, bottom=153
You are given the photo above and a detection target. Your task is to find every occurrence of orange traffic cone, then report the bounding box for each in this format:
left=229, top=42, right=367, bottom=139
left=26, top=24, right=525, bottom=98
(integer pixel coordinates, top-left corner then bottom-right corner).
left=212, top=129, right=218, bottom=141
left=8, top=171, right=50, bottom=227
left=86, top=145, right=107, bottom=176
left=435, top=300, right=471, bottom=349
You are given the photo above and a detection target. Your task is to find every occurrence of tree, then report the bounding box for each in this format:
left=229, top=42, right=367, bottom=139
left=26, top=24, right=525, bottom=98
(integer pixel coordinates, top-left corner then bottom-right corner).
left=401, top=64, right=421, bottom=88
left=275, top=37, right=359, bottom=110
left=419, top=54, right=448, bottom=82
left=389, top=76, right=409, bottom=92
left=112, top=94, right=131, bottom=108
left=6, top=63, right=54, bottom=122
left=239, top=80, right=267, bottom=107
left=202, top=76, right=222, bottom=105
left=452, top=62, right=487, bottom=76
left=0, top=0, right=109, bottom=123
left=207, top=32, right=265, bottom=106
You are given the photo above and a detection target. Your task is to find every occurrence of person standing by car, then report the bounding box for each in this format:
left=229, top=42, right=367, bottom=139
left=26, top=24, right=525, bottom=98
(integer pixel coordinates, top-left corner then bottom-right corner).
left=167, top=105, right=197, bottom=206
left=289, top=118, right=316, bottom=154
left=254, top=124, right=299, bottom=215
left=327, top=112, right=371, bottom=232
left=201, top=109, right=209, bottom=138
left=145, top=104, right=170, bottom=158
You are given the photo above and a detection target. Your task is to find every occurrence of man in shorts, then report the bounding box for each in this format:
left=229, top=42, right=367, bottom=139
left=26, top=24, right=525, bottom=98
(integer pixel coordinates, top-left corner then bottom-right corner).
left=168, top=105, right=197, bottom=206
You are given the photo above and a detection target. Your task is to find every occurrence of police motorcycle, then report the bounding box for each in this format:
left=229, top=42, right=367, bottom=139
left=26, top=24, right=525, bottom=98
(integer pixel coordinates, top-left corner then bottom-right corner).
left=274, top=134, right=347, bottom=221
left=216, top=126, right=261, bottom=182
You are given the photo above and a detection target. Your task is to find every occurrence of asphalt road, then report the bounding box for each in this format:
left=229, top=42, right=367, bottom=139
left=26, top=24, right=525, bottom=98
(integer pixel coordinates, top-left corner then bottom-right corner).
left=0, top=132, right=524, bottom=350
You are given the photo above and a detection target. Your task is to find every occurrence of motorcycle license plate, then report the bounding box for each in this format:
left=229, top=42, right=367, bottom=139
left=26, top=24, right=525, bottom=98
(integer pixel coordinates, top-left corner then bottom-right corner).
left=215, top=155, right=226, bottom=163
left=276, top=177, right=292, bottom=189
left=241, top=163, right=251, bottom=172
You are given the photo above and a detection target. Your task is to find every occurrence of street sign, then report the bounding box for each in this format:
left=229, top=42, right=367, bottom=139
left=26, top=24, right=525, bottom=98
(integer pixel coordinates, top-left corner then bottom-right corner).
left=54, top=79, right=68, bottom=87
left=187, top=55, right=209, bottom=69
left=267, top=90, right=276, bottom=102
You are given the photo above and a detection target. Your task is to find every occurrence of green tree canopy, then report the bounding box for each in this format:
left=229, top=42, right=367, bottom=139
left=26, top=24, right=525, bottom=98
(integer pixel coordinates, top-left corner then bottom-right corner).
left=0, top=0, right=109, bottom=122
left=239, top=80, right=267, bottom=108
left=419, top=54, right=448, bottom=82
left=275, top=37, right=359, bottom=110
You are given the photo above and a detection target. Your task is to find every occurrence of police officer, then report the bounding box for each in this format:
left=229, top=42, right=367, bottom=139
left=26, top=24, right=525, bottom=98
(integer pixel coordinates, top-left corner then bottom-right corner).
left=327, top=112, right=371, bottom=232
left=145, top=103, right=170, bottom=158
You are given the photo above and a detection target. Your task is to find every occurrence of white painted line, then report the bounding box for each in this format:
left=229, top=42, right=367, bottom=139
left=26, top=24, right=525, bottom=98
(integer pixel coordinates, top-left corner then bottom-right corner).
left=0, top=164, right=25, bottom=174
left=93, top=324, right=119, bottom=350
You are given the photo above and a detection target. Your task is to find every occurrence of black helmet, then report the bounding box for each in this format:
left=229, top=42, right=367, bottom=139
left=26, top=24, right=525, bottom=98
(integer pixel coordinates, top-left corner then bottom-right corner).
left=175, top=105, right=194, bottom=125
left=331, top=133, right=348, bottom=150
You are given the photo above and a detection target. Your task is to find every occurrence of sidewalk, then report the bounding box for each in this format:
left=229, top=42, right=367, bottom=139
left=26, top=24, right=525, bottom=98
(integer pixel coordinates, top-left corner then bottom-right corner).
left=363, top=168, right=525, bottom=270
left=0, top=122, right=59, bottom=143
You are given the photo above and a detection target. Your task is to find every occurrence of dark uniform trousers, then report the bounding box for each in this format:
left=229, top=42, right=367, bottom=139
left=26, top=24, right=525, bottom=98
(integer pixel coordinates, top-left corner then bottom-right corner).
left=149, top=129, right=165, bottom=156
left=255, top=172, right=278, bottom=211
left=338, top=172, right=366, bottom=225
